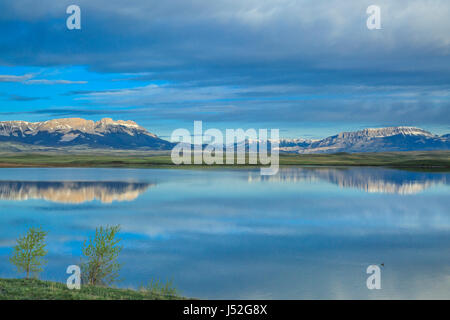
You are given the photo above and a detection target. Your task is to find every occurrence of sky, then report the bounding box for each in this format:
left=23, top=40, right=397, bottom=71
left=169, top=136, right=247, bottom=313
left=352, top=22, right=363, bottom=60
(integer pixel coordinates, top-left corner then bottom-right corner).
left=0, top=0, right=449, bottom=139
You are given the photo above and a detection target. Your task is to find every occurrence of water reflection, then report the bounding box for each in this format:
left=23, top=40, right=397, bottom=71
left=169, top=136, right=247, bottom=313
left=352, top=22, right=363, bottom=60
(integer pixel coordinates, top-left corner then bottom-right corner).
left=249, top=167, right=449, bottom=194
left=0, top=168, right=448, bottom=299
left=0, top=181, right=153, bottom=203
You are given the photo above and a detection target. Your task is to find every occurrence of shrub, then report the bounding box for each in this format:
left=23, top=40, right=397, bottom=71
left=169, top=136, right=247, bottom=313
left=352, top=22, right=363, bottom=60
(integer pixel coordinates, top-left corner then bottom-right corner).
left=10, top=227, right=48, bottom=279
left=141, top=277, right=179, bottom=297
left=81, top=225, right=123, bottom=286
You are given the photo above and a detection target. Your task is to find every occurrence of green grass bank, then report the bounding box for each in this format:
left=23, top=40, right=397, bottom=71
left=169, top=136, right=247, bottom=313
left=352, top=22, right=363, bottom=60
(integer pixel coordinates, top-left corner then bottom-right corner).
left=0, top=278, right=185, bottom=300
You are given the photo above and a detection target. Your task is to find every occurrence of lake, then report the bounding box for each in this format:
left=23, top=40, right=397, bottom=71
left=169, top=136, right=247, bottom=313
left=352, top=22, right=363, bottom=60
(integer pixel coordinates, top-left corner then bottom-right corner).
left=0, top=167, right=449, bottom=299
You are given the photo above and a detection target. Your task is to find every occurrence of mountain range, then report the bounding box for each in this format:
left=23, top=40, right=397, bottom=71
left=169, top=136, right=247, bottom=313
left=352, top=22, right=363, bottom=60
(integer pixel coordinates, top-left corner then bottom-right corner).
left=0, top=118, right=173, bottom=150
left=0, top=118, right=449, bottom=153
left=279, top=127, right=450, bottom=153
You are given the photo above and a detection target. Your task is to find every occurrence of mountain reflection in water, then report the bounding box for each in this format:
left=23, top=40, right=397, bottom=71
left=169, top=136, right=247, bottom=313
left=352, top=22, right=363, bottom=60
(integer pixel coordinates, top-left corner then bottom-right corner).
left=248, top=167, right=449, bottom=194
left=0, top=167, right=448, bottom=299
left=0, top=181, right=153, bottom=203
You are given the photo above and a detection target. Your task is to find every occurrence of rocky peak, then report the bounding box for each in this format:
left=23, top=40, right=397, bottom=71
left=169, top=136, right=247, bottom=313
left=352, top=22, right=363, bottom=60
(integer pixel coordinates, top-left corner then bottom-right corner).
left=39, top=118, right=96, bottom=133
left=336, top=127, right=435, bottom=139
left=96, top=118, right=140, bottom=129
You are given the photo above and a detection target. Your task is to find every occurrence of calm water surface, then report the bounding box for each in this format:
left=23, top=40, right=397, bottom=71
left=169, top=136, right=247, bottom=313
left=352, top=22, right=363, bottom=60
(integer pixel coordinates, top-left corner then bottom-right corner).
left=0, top=167, right=448, bottom=299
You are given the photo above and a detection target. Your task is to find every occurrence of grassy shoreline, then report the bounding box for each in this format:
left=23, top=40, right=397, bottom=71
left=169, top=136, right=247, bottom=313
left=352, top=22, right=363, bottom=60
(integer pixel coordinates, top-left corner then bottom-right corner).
left=0, top=151, right=448, bottom=170
left=0, top=278, right=185, bottom=300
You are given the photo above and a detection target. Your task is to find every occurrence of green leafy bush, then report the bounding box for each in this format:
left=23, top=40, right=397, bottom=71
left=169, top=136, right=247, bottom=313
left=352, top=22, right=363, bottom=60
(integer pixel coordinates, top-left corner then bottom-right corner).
left=10, top=227, right=48, bottom=279
left=141, top=277, right=179, bottom=297
left=81, top=225, right=123, bottom=286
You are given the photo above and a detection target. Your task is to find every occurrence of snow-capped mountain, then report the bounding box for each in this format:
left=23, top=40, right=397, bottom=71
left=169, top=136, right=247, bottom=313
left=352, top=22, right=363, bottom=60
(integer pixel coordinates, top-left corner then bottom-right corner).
left=200, top=127, right=449, bottom=153
left=0, top=118, right=173, bottom=150
left=280, top=127, right=450, bottom=153
left=0, top=119, right=448, bottom=153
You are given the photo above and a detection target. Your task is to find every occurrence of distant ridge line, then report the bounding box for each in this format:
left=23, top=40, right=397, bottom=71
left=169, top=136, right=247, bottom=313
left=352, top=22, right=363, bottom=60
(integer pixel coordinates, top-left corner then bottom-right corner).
left=0, top=117, right=448, bottom=153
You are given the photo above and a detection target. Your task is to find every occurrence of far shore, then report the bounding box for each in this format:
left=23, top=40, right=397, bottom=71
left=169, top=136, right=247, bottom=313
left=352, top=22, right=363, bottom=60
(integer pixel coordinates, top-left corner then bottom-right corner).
left=0, top=151, right=448, bottom=171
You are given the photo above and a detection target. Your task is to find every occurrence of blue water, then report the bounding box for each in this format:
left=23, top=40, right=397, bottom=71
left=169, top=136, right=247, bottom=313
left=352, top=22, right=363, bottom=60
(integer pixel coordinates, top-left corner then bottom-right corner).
left=0, top=167, right=449, bottom=299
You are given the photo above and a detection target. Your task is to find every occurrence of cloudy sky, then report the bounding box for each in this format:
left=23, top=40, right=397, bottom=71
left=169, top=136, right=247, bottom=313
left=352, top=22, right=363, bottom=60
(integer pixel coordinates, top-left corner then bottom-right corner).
left=0, top=0, right=449, bottom=139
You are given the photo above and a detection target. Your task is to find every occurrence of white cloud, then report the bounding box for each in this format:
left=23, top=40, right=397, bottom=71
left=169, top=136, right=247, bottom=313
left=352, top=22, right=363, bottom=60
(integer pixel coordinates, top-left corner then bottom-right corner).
left=0, top=74, right=33, bottom=82
left=0, top=73, right=86, bottom=85
left=25, top=79, right=87, bottom=85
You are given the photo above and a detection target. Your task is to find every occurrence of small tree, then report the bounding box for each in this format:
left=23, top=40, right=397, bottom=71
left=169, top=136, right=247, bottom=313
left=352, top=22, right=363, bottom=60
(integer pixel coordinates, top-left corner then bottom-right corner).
left=81, top=225, right=122, bottom=286
left=10, top=227, right=48, bottom=279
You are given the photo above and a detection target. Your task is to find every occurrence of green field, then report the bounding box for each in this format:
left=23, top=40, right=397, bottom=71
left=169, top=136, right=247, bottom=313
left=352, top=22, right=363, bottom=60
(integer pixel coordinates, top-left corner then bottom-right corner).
left=0, top=151, right=448, bottom=170
left=0, top=278, right=184, bottom=300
